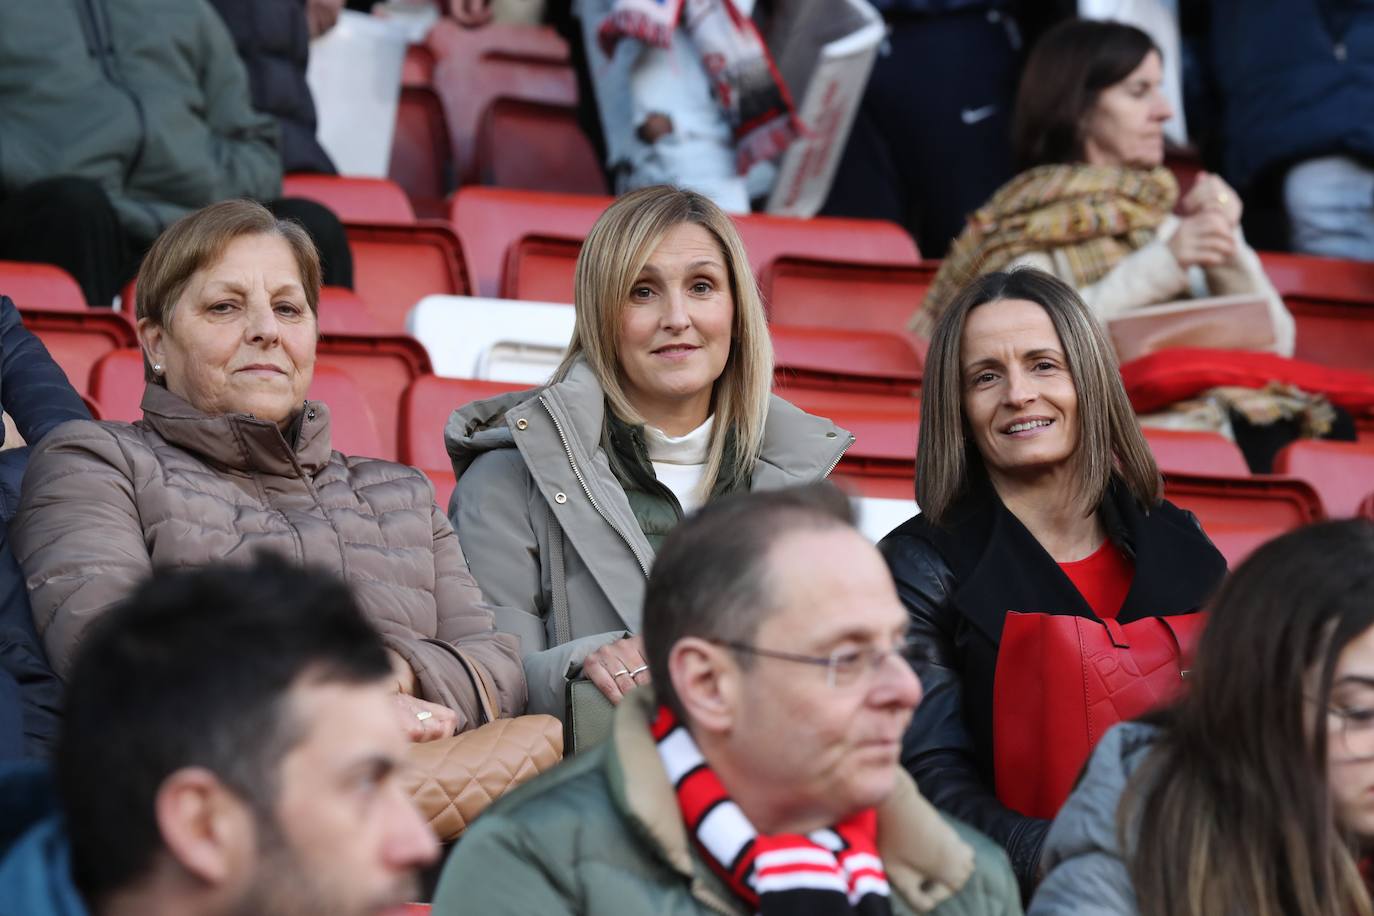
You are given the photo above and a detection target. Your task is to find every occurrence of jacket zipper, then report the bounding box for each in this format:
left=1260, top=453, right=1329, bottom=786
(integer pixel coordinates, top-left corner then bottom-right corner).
left=539, top=395, right=652, bottom=576
left=822, top=434, right=855, bottom=479
left=80, top=0, right=149, bottom=187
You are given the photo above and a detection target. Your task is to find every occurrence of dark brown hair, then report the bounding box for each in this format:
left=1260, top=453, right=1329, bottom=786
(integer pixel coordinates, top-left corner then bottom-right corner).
left=1125, top=520, right=1374, bottom=916
left=1012, top=18, right=1159, bottom=170
left=135, top=199, right=321, bottom=382
left=915, top=267, right=1160, bottom=524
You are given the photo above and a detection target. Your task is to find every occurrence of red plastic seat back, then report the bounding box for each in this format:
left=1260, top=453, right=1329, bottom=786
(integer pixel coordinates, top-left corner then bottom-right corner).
left=316, top=286, right=386, bottom=335
left=389, top=45, right=451, bottom=213
left=779, top=387, right=920, bottom=484
left=451, top=187, right=610, bottom=298
left=90, top=347, right=146, bottom=422
left=735, top=213, right=919, bottom=278
left=307, top=363, right=385, bottom=458
left=345, top=222, right=470, bottom=331
left=502, top=234, right=582, bottom=302
left=0, top=261, right=88, bottom=310
left=1162, top=472, right=1325, bottom=565
left=317, top=335, right=433, bottom=463
left=281, top=174, right=415, bottom=225
left=1272, top=439, right=1374, bottom=518
left=771, top=325, right=922, bottom=395
left=1258, top=251, right=1374, bottom=371
left=477, top=98, right=607, bottom=196
left=762, top=257, right=937, bottom=352
left=1141, top=427, right=1250, bottom=477
left=401, top=373, right=527, bottom=470
left=25, top=308, right=138, bottom=395
left=431, top=25, right=576, bottom=185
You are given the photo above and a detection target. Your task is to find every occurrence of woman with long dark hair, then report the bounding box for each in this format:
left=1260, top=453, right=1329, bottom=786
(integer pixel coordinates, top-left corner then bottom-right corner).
left=1031, top=519, right=1374, bottom=915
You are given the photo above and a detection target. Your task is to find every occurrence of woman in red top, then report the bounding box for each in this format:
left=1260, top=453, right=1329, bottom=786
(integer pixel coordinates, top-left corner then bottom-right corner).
left=880, top=267, right=1227, bottom=895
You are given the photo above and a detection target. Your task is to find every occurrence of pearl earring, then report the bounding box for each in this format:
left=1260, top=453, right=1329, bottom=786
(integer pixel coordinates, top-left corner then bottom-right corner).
left=153, top=364, right=163, bottom=374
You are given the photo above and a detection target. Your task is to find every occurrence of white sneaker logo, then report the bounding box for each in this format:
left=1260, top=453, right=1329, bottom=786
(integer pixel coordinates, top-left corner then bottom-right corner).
left=961, top=104, right=998, bottom=125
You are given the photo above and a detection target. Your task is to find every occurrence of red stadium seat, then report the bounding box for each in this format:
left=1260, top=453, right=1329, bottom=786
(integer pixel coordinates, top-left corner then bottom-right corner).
left=1258, top=251, right=1374, bottom=371
left=435, top=52, right=576, bottom=187
left=477, top=98, right=607, bottom=196
left=1141, top=427, right=1250, bottom=477
left=452, top=187, right=609, bottom=298
left=90, top=347, right=145, bottom=422
left=779, top=386, right=919, bottom=498
left=770, top=325, right=922, bottom=395
left=318, top=334, right=433, bottom=462
left=307, top=362, right=387, bottom=458
left=344, top=222, right=469, bottom=330
left=316, top=286, right=386, bottom=335
left=25, top=307, right=138, bottom=395
left=281, top=174, right=415, bottom=225
left=0, top=261, right=89, bottom=310
left=760, top=256, right=937, bottom=349
left=501, top=233, right=581, bottom=302
left=735, top=213, right=920, bottom=278
left=1272, top=439, right=1374, bottom=518
left=389, top=45, right=451, bottom=215
left=400, top=373, right=526, bottom=470
left=1360, top=491, right=1374, bottom=520
left=1162, top=471, right=1325, bottom=566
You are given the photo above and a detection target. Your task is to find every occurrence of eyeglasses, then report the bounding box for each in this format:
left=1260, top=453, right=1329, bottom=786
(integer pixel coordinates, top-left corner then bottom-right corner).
left=1325, top=702, right=1374, bottom=762
left=713, top=637, right=919, bottom=690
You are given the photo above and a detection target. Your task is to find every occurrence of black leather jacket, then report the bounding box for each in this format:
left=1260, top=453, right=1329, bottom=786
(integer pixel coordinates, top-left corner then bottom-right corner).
left=879, top=479, right=1226, bottom=896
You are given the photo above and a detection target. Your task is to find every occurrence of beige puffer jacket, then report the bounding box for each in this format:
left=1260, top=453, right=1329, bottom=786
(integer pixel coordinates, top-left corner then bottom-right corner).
left=12, top=384, right=526, bottom=727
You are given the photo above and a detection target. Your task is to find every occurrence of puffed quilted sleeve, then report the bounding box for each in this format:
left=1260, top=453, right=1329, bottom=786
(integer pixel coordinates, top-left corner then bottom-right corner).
left=381, top=503, right=527, bottom=726
left=11, top=421, right=154, bottom=678
left=879, top=529, right=1050, bottom=897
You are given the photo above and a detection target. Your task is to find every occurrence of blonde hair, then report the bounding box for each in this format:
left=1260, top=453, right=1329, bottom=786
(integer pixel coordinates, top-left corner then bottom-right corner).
left=555, top=186, right=773, bottom=494
left=135, top=199, right=321, bottom=384
left=916, top=267, right=1161, bottom=523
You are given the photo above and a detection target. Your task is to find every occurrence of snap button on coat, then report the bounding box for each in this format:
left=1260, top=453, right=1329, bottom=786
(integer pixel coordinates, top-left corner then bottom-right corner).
left=554, top=492, right=567, bottom=504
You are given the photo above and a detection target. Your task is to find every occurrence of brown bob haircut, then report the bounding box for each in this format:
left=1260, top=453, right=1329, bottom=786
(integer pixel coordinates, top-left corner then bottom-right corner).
left=135, top=199, right=321, bottom=383
left=915, top=267, right=1161, bottom=524
left=1012, top=18, right=1160, bottom=170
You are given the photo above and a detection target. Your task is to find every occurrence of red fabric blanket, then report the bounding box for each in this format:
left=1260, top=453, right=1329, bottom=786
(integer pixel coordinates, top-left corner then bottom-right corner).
left=1120, top=348, right=1374, bottom=416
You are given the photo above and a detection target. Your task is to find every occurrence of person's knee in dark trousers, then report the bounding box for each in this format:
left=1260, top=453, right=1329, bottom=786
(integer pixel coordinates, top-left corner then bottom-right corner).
left=266, top=197, right=354, bottom=289
left=0, top=177, right=138, bottom=306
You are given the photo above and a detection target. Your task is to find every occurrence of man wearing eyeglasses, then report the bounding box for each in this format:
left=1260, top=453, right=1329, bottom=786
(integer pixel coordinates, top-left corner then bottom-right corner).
left=434, top=482, right=1021, bottom=915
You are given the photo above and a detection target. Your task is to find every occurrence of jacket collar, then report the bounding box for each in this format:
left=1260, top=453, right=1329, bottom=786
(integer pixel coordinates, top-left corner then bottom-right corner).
left=937, top=477, right=1227, bottom=643
left=604, top=691, right=974, bottom=914
left=138, top=384, right=333, bottom=478
left=444, top=360, right=854, bottom=487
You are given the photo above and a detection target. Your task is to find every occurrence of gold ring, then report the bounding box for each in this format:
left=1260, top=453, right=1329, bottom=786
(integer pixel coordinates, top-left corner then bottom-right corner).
left=416, top=710, right=433, bottom=722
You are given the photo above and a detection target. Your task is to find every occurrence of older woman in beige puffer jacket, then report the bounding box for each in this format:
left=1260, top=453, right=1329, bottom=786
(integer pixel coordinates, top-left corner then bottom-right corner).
left=12, top=200, right=525, bottom=735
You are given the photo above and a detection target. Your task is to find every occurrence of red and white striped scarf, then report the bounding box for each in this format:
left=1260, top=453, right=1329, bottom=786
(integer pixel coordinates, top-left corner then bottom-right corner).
left=597, top=0, right=801, bottom=174
left=652, top=706, right=893, bottom=916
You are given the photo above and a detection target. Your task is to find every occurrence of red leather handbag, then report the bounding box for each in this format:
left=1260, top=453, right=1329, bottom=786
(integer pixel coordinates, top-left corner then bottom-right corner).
left=992, top=610, right=1205, bottom=820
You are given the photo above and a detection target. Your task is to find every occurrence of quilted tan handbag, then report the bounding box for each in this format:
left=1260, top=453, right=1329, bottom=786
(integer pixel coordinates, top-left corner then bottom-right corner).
left=397, top=649, right=563, bottom=842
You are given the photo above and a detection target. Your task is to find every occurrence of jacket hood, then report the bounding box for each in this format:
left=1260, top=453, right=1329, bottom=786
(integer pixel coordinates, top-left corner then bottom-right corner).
left=138, top=383, right=333, bottom=478
left=0, top=763, right=87, bottom=916
left=443, top=382, right=550, bottom=479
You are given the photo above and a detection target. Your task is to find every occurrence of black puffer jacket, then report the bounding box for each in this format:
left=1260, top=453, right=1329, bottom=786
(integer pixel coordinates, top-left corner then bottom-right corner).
left=878, top=478, right=1225, bottom=895
left=207, top=0, right=335, bottom=174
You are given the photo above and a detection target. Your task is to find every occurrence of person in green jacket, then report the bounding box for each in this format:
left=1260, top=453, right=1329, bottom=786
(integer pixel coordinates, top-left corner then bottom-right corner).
left=0, top=0, right=350, bottom=304
left=434, top=484, right=1023, bottom=916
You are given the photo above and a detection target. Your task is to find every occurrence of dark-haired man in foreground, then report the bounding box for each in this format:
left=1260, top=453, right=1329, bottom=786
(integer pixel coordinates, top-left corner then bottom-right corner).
left=0, top=559, right=437, bottom=916
left=435, top=483, right=1021, bottom=915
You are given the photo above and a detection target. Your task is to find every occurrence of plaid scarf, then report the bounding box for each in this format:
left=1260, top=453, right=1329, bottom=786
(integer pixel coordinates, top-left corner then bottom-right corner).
left=598, top=0, right=801, bottom=174
left=652, top=706, right=893, bottom=916
left=913, top=164, right=1178, bottom=336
